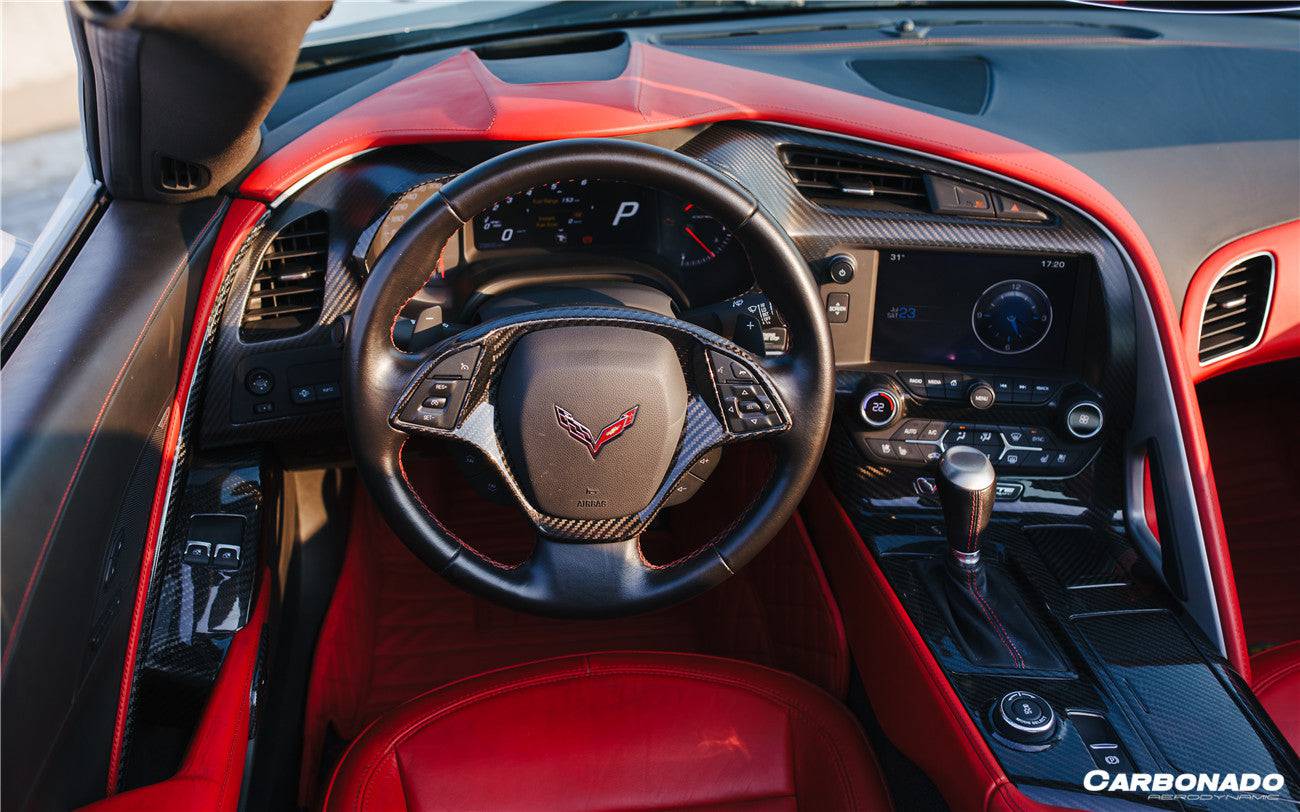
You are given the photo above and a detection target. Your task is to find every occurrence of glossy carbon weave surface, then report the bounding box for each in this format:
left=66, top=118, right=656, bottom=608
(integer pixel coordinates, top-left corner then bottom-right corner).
left=676, top=124, right=1300, bottom=802
left=114, top=201, right=273, bottom=794
left=119, top=453, right=267, bottom=789
left=390, top=306, right=788, bottom=541
left=199, top=148, right=460, bottom=449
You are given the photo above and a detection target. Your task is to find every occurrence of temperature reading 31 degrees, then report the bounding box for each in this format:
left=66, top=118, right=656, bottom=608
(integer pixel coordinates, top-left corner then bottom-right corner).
left=971, top=279, right=1053, bottom=354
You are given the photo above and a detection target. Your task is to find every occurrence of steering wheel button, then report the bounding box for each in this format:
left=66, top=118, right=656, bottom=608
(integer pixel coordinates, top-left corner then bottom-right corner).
left=422, top=396, right=449, bottom=410
left=429, top=346, right=481, bottom=379
left=689, top=449, right=721, bottom=478
left=738, top=399, right=764, bottom=414
left=729, top=362, right=755, bottom=382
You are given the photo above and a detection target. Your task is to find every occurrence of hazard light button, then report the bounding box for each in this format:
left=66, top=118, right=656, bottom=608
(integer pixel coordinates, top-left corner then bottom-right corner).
left=993, top=194, right=1049, bottom=222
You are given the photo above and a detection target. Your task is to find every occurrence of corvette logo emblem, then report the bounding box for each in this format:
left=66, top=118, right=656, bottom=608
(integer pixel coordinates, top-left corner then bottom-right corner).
left=555, top=405, right=639, bottom=458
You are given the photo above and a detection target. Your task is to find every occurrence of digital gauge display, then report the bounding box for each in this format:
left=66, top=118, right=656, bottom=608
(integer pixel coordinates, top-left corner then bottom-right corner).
left=474, top=180, right=654, bottom=250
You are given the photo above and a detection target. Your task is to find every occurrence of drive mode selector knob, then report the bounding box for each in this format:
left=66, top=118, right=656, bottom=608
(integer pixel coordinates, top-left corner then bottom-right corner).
left=992, top=690, right=1058, bottom=745
left=1064, top=401, right=1104, bottom=440
left=860, top=388, right=900, bottom=428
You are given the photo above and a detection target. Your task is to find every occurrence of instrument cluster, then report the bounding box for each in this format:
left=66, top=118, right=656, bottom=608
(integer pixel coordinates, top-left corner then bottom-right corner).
left=462, top=179, right=751, bottom=305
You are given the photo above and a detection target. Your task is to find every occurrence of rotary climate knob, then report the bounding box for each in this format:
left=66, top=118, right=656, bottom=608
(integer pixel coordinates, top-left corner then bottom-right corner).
left=860, top=388, right=900, bottom=428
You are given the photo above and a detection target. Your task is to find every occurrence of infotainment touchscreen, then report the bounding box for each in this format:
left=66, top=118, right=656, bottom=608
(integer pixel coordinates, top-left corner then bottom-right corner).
left=869, top=249, right=1088, bottom=371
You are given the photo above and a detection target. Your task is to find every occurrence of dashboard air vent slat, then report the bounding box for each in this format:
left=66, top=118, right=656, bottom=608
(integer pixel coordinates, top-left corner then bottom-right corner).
left=1197, top=254, right=1274, bottom=365
left=779, top=146, right=928, bottom=211
left=240, top=212, right=328, bottom=340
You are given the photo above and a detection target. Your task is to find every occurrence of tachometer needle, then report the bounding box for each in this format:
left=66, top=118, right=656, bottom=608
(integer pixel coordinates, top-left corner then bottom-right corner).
left=684, top=226, right=715, bottom=258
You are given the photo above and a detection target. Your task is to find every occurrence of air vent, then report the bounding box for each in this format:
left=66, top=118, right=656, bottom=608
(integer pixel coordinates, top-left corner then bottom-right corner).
left=780, top=146, right=927, bottom=210
left=1198, top=253, right=1274, bottom=365
left=241, top=212, right=328, bottom=340
left=157, top=155, right=210, bottom=193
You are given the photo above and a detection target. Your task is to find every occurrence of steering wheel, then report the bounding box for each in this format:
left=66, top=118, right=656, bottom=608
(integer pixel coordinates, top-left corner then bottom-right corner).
left=345, top=139, right=834, bottom=618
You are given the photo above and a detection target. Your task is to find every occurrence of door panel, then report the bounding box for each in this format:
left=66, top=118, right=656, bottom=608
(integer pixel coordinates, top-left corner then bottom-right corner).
left=1, top=198, right=224, bottom=810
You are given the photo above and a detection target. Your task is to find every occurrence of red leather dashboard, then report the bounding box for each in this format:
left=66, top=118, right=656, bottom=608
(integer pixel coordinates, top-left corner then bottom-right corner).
left=111, top=39, right=1261, bottom=808
left=240, top=41, right=1247, bottom=675
left=1182, top=220, right=1300, bottom=384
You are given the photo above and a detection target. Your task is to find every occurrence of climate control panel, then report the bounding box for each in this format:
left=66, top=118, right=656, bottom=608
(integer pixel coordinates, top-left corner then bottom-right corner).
left=846, top=368, right=1105, bottom=479
left=860, top=419, right=1096, bottom=475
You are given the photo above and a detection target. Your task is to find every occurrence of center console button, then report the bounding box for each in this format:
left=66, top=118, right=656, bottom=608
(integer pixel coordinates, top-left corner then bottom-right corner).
left=919, top=421, right=947, bottom=442
left=892, top=419, right=927, bottom=440
left=893, top=442, right=921, bottom=462
left=1065, top=401, right=1104, bottom=439
left=994, top=691, right=1058, bottom=743
left=922, top=373, right=946, bottom=399
left=898, top=371, right=928, bottom=396
left=1011, top=380, right=1033, bottom=403
left=943, top=373, right=967, bottom=399
left=969, top=382, right=996, bottom=410
left=1001, top=426, right=1029, bottom=446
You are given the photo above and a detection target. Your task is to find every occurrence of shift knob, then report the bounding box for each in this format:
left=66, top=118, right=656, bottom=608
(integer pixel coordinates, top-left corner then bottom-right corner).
left=937, top=446, right=996, bottom=569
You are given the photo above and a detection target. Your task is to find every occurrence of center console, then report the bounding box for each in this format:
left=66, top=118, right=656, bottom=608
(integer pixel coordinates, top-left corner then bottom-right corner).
left=820, top=246, right=1107, bottom=484
left=685, top=121, right=1300, bottom=808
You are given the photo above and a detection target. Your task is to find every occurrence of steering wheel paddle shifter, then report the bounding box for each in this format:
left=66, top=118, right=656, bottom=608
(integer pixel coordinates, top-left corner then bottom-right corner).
left=933, top=446, right=1064, bottom=672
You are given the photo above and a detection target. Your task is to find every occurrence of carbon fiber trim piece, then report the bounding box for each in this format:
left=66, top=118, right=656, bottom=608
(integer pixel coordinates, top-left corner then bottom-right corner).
left=391, top=306, right=788, bottom=541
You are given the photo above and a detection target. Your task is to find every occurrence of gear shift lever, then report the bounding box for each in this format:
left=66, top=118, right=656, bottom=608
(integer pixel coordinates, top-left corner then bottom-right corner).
left=932, top=446, right=1063, bottom=671
left=937, top=446, right=996, bottom=571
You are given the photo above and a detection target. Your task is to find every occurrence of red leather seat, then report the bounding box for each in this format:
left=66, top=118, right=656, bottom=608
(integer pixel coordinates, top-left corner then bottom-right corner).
left=1253, top=640, right=1300, bottom=753
left=325, top=652, right=893, bottom=811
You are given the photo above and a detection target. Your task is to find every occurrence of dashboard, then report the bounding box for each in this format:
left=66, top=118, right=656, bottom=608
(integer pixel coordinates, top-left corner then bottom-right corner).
left=171, top=8, right=1300, bottom=804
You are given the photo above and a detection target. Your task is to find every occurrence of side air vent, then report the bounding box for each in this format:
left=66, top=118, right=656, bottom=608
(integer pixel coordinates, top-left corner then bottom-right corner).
left=780, top=146, right=927, bottom=210
left=241, top=212, right=328, bottom=340
left=1198, top=253, right=1274, bottom=365
left=157, top=155, right=211, bottom=193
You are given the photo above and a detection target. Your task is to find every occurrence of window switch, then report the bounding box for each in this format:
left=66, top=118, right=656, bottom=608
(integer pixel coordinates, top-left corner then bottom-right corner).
left=211, top=544, right=242, bottom=571
left=185, top=514, right=245, bottom=569
left=182, top=540, right=212, bottom=567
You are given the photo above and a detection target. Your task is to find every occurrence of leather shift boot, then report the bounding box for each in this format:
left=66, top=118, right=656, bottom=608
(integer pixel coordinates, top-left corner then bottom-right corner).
left=934, top=560, right=1066, bottom=671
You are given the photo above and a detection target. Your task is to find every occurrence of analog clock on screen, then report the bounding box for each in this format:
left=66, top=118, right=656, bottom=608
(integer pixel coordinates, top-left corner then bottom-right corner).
left=971, top=279, right=1053, bottom=354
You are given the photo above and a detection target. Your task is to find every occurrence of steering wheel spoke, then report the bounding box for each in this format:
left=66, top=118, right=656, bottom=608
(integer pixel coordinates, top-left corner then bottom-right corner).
left=390, top=342, right=486, bottom=436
